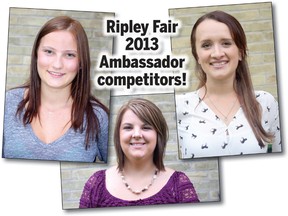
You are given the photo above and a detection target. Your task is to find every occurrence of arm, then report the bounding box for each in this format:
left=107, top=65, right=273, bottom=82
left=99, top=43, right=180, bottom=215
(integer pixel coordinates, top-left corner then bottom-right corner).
left=94, top=107, right=109, bottom=163
left=270, top=99, right=282, bottom=152
left=79, top=170, right=104, bottom=208
left=262, top=92, right=282, bottom=152
left=176, top=171, right=200, bottom=203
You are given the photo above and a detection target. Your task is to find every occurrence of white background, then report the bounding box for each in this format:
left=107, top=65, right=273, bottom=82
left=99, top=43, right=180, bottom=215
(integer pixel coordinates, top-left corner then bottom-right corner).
left=0, top=0, right=287, bottom=215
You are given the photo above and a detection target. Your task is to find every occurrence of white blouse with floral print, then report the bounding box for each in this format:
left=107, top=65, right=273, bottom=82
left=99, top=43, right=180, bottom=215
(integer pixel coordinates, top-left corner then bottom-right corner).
left=176, top=90, right=282, bottom=159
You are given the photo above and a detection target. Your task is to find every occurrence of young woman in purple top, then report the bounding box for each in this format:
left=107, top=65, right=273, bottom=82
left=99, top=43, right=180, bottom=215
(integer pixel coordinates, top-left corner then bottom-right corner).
left=79, top=98, right=199, bottom=208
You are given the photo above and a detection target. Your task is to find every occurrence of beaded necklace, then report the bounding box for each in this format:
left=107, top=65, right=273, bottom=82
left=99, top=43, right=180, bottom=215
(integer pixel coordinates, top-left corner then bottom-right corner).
left=120, top=170, right=158, bottom=195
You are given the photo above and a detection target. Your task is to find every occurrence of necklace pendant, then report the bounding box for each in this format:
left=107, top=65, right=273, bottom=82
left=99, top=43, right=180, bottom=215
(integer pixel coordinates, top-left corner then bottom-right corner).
left=133, top=190, right=141, bottom=195
left=207, top=95, right=238, bottom=124
left=226, top=129, right=229, bottom=136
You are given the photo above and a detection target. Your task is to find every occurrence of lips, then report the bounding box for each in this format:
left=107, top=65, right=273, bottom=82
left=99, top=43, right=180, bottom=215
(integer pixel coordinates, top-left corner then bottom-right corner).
left=130, top=142, right=145, bottom=146
left=48, top=70, right=65, bottom=77
left=210, top=60, right=228, bottom=68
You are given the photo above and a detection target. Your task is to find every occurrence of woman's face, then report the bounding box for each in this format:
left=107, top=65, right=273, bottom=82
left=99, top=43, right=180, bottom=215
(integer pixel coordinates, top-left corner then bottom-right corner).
left=37, top=30, right=79, bottom=91
left=119, top=109, right=157, bottom=162
left=195, top=19, right=242, bottom=83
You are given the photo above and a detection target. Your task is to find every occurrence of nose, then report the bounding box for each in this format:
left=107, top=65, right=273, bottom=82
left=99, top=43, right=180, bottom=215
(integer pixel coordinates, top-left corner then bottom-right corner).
left=211, top=44, right=224, bottom=58
left=52, top=55, right=63, bottom=70
left=132, top=129, right=142, bottom=139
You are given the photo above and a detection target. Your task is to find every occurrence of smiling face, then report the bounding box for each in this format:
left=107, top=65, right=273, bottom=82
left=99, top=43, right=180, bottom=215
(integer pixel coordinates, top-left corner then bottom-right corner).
left=119, top=109, right=157, bottom=162
left=195, top=19, right=242, bottom=83
left=37, top=30, right=79, bottom=91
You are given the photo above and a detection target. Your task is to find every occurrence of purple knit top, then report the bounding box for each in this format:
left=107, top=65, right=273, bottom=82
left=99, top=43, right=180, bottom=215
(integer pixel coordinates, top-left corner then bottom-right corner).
left=79, top=169, right=199, bottom=208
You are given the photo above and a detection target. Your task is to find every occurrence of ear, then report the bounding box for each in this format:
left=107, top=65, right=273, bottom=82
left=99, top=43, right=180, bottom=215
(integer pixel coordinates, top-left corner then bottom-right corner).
left=239, top=50, right=243, bottom=61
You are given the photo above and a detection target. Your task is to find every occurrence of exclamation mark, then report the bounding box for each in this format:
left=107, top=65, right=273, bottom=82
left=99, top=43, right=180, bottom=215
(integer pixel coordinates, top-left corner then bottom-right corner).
left=182, top=73, right=186, bottom=86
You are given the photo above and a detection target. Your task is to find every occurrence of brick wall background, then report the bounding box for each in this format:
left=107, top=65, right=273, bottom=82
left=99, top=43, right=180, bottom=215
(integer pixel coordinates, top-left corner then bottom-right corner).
left=6, top=7, right=220, bottom=210
left=6, top=7, right=113, bottom=107
left=169, top=2, right=279, bottom=100
left=61, top=93, right=220, bottom=209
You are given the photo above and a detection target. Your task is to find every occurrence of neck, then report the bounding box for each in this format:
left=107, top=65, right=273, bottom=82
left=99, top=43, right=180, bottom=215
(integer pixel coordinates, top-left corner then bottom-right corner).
left=204, top=79, right=236, bottom=97
left=40, top=85, right=72, bottom=111
left=122, top=160, right=157, bottom=177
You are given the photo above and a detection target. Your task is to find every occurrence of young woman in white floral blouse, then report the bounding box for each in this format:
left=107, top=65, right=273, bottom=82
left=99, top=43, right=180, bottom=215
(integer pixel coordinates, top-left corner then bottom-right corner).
left=176, top=11, right=281, bottom=159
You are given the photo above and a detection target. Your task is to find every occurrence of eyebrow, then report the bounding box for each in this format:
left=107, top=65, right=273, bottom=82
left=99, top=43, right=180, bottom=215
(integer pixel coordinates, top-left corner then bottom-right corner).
left=200, top=38, right=234, bottom=43
left=121, top=122, right=132, bottom=126
left=41, top=45, right=78, bottom=53
left=121, top=122, right=151, bottom=127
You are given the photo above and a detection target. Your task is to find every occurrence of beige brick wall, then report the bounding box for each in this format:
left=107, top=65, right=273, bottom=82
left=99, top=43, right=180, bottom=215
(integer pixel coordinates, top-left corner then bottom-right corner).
left=61, top=93, right=220, bottom=209
left=6, top=7, right=113, bottom=106
left=7, top=7, right=220, bottom=209
left=169, top=2, right=279, bottom=100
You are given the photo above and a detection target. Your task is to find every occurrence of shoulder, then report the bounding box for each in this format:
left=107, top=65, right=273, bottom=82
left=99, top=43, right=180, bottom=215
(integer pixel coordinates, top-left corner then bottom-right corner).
left=171, top=171, right=200, bottom=202
left=6, top=88, right=25, bottom=100
left=175, top=91, right=199, bottom=107
left=80, top=169, right=106, bottom=208
left=161, top=167, right=190, bottom=183
left=176, top=91, right=197, bottom=100
left=84, top=169, right=106, bottom=189
left=165, top=169, right=194, bottom=187
left=255, top=90, right=278, bottom=107
left=164, top=169, right=199, bottom=199
left=255, top=90, right=276, bottom=100
left=172, top=170, right=190, bottom=181
left=5, top=88, right=26, bottom=113
left=89, top=169, right=106, bottom=180
left=170, top=171, right=198, bottom=193
left=91, top=101, right=109, bottom=121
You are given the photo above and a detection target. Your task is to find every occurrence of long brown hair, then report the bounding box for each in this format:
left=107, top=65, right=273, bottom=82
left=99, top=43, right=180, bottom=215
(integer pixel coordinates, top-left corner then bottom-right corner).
left=114, top=98, right=168, bottom=171
left=190, top=10, right=274, bottom=147
left=16, top=16, right=109, bottom=149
